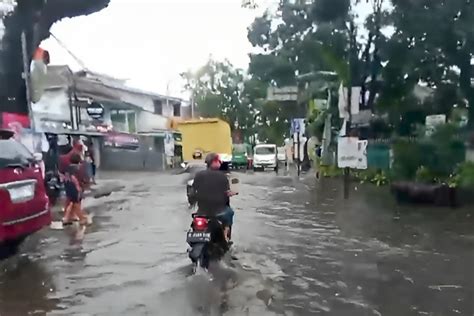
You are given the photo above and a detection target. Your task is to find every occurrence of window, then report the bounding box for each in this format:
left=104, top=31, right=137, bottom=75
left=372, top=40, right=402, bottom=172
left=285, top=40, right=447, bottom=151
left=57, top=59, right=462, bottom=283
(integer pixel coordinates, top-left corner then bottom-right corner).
left=173, top=102, right=181, bottom=117
left=255, top=146, right=276, bottom=155
left=110, top=109, right=136, bottom=133
left=0, top=139, right=34, bottom=168
left=110, top=110, right=127, bottom=133
left=173, top=133, right=182, bottom=142
left=154, top=100, right=163, bottom=115
left=233, top=144, right=247, bottom=154
left=128, top=111, right=137, bottom=133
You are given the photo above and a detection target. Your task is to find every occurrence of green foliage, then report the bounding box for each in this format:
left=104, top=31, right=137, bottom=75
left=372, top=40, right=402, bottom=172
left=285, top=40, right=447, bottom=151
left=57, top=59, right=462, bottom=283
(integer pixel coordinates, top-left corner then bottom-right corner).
left=307, top=108, right=327, bottom=139
left=320, top=164, right=343, bottom=178
left=371, top=171, right=389, bottom=186
left=181, top=59, right=256, bottom=138
left=355, top=168, right=388, bottom=186
left=384, top=0, right=474, bottom=128
left=310, top=0, right=350, bottom=23
left=450, top=162, right=474, bottom=189
left=256, top=100, right=292, bottom=145
left=392, top=124, right=466, bottom=181
left=415, top=166, right=438, bottom=184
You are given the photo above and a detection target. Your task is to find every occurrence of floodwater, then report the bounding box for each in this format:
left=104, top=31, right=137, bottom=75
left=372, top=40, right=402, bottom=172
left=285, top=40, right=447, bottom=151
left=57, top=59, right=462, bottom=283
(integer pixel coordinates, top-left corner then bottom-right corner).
left=0, top=171, right=473, bottom=316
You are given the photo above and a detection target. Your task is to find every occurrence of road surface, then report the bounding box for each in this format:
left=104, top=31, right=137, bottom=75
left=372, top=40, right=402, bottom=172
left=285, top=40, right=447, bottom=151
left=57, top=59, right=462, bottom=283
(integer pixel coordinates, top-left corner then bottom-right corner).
left=0, top=171, right=473, bottom=316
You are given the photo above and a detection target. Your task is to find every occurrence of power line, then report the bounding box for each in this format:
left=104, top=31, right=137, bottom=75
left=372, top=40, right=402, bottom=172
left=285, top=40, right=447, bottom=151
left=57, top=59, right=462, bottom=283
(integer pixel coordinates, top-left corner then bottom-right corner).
left=49, top=32, right=88, bottom=71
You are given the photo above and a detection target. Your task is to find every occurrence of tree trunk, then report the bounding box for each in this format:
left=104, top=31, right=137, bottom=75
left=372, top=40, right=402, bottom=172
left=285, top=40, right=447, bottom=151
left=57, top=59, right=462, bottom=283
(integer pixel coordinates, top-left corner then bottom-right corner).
left=458, top=52, right=474, bottom=129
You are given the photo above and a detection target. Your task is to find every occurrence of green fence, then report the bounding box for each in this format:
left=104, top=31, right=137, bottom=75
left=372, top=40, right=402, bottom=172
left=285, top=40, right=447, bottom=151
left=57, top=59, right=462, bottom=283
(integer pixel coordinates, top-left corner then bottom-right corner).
left=367, top=143, right=391, bottom=171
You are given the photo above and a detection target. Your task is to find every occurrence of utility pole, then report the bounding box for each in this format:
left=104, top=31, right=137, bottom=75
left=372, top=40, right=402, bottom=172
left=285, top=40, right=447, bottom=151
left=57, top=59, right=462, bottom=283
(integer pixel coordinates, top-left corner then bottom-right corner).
left=21, top=31, right=35, bottom=131
left=297, top=131, right=301, bottom=176
left=166, top=81, right=170, bottom=117
left=344, top=21, right=355, bottom=200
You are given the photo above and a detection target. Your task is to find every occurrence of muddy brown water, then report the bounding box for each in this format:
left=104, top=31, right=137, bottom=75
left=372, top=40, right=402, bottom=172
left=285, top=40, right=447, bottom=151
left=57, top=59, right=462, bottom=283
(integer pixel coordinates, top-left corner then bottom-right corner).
left=0, top=171, right=472, bottom=316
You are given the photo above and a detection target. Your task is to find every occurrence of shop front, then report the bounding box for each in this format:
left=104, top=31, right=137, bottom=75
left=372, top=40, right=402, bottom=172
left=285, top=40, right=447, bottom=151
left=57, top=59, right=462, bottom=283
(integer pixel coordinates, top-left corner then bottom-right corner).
left=101, top=132, right=165, bottom=171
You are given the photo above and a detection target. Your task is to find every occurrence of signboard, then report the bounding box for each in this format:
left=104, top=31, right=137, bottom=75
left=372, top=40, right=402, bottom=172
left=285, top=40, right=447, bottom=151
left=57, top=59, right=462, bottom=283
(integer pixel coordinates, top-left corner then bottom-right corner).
left=164, top=132, right=175, bottom=157
left=338, top=84, right=361, bottom=119
left=425, top=114, right=446, bottom=136
left=86, top=102, right=105, bottom=120
left=0, top=112, right=48, bottom=155
left=291, top=118, right=306, bottom=135
left=293, top=135, right=307, bottom=162
left=104, top=133, right=139, bottom=150
left=337, top=137, right=368, bottom=170
left=267, top=86, right=298, bottom=101
left=1, top=112, right=31, bottom=130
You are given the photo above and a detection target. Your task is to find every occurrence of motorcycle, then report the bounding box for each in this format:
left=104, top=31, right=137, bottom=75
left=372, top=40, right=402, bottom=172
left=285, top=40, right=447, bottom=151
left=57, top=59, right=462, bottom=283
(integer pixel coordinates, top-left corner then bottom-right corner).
left=186, top=178, right=196, bottom=206
left=184, top=160, right=234, bottom=207
left=186, top=213, right=229, bottom=271
left=44, top=171, right=63, bottom=206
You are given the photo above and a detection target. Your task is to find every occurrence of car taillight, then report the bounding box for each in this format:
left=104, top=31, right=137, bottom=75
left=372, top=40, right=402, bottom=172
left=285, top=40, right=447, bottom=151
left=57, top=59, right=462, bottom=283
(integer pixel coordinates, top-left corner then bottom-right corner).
left=193, top=217, right=208, bottom=231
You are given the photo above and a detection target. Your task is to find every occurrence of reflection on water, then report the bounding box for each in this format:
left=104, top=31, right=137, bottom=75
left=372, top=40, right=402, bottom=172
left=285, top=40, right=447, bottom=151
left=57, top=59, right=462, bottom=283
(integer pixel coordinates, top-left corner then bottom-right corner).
left=0, top=172, right=472, bottom=315
left=254, top=176, right=474, bottom=316
left=0, top=255, right=58, bottom=315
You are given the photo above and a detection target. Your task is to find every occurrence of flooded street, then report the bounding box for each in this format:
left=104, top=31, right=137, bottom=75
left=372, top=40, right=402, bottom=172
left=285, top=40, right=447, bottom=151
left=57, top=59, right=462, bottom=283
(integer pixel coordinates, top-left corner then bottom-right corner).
left=1, top=171, right=473, bottom=316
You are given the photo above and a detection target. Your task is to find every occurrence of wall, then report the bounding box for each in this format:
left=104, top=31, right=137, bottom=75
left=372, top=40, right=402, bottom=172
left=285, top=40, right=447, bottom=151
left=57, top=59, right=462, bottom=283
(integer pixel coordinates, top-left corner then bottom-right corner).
left=100, top=135, right=165, bottom=171
left=31, top=88, right=71, bottom=127
left=136, top=110, right=168, bottom=133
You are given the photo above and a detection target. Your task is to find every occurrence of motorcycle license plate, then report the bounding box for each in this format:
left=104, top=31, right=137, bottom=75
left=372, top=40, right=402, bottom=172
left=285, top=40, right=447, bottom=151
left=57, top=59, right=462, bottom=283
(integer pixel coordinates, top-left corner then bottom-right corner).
left=187, top=231, right=211, bottom=243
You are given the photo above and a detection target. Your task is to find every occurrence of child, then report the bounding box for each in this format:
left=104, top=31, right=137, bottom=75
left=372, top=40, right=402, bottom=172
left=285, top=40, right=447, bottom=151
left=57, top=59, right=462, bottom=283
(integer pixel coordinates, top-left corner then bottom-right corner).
left=62, top=154, right=89, bottom=226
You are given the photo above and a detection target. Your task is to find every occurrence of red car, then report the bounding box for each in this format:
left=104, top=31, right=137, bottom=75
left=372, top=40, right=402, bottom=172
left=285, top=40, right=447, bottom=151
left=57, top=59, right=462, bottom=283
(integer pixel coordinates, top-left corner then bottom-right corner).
left=0, top=129, right=51, bottom=259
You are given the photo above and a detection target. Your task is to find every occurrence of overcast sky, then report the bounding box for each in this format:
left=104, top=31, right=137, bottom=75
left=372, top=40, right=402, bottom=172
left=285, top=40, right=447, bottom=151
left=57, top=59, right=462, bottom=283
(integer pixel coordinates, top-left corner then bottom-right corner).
left=41, top=0, right=372, bottom=98
left=41, top=0, right=276, bottom=98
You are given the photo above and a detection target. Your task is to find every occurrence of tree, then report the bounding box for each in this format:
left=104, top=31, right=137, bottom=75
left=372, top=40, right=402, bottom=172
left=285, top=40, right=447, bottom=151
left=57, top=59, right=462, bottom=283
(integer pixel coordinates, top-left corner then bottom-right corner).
left=246, top=0, right=391, bottom=140
left=0, top=0, right=110, bottom=113
left=383, top=0, right=474, bottom=128
left=181, top=59, right=256, bottom=139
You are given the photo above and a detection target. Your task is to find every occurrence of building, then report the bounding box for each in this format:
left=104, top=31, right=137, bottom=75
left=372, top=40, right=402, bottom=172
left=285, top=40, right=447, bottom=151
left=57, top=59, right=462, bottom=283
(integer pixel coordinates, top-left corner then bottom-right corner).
left=31, top=65, right=186, bottom=171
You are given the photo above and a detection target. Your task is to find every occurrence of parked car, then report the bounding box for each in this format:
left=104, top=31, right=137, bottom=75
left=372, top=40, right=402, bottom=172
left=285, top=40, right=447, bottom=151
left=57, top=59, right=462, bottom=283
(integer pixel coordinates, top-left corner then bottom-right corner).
left=253, top=144, right=278, bottom=172
left=232, top=143, right=250, bottom=169
left=0, top=129, right=51, bottom=259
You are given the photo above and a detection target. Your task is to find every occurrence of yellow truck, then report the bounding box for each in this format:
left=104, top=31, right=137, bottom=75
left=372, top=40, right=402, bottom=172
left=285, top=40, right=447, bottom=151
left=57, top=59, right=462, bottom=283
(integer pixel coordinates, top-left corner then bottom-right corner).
left=178, top=118, right=233, bottom=166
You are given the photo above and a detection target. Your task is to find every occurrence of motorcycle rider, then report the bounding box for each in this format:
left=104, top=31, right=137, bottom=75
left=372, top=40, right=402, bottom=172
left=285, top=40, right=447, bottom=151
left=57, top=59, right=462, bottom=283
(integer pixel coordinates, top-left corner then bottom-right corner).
left=192, top=153, right=236, bottom=243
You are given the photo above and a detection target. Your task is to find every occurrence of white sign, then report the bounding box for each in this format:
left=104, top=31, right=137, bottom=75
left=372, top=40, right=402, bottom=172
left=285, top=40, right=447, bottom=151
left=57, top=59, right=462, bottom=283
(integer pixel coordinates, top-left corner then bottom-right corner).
left=337, top=137, right=368, bottom=170
left=291, top=118, right=306, bottom=135
left=293, top=135, right=307, bottom=162
left=338, top=84, right=361, bottom=119
left=267, top=86, right=298, bottom=101
left=164, top=132, right=175, bottom=157
left=425, top=114, right=446, bottom=136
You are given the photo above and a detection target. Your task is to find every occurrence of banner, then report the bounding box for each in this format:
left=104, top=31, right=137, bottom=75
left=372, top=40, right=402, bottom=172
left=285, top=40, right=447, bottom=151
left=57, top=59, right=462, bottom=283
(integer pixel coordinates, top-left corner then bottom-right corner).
left=164, top=132, right=175, bottom=157
left=338, top=84, right=361, bottom=119
left=104, top=133, right=140, bottom=150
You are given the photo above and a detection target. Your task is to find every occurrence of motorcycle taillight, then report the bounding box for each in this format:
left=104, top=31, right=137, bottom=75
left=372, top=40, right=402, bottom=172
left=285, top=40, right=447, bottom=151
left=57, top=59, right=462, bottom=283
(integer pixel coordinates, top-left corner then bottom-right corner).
left=193, top=217, right=208, bottom=231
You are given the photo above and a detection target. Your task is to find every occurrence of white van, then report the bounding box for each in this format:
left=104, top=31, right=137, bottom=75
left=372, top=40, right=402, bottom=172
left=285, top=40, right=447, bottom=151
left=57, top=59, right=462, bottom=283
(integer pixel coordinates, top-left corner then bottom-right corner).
left=253, top=144, right=278, bottom=172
